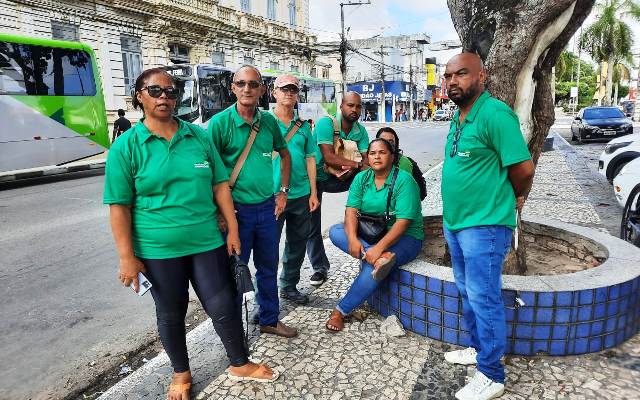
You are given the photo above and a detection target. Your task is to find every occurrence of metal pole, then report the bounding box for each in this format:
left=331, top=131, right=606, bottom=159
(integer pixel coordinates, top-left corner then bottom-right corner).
left=635, top=53, right=640, bottom=122
left=380, top=44, right=385, bottom=122
left=340, top=3, right=346, bottom=95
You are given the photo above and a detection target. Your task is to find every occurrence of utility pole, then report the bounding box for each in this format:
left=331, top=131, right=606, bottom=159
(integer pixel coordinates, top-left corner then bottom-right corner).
left=402, top=45, right=420, bottom=121
left=635, top=52, right=640, bottom=122
left=340, top=1, right=371, bottom=95
left=374, top=45, right=391, bottom=122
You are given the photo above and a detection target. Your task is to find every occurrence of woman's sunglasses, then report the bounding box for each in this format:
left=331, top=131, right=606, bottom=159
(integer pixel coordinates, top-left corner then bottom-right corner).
left=141, top=85, right=179, bottom=99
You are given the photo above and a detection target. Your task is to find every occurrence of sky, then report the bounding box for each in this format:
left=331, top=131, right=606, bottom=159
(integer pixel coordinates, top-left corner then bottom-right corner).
left=308, top=0, right=640, bottom=74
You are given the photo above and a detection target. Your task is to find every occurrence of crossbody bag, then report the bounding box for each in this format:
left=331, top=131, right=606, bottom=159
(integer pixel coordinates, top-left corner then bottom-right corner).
left=357, top=167, right=399, bottom=243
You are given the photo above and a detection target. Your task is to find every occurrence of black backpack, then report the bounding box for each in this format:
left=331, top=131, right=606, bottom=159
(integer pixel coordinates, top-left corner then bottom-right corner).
left=407, top=156, right=427, bottom=201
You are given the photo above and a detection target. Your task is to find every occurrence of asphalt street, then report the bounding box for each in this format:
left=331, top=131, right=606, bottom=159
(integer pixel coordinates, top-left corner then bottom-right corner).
left=0, top=121, right=450, bottom=400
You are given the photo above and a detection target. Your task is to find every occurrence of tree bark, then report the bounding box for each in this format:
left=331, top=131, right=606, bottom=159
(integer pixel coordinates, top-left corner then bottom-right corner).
left=447, top=0, right=596, bottom=274
left=605, top=57, right=614, bottom=106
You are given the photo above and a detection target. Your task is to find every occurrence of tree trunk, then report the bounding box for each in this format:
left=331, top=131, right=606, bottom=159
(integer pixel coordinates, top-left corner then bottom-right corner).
left=447, top=0, right=596, bottom=274
left=613, top=82, right=619, bottom=106
left=605, top=57, right=614, bottom=106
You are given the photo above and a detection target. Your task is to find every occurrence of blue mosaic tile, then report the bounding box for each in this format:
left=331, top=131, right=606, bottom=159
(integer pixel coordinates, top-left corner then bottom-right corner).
left=589, top=337, right=602, bottom=353
left=621, top=281, right=632, bottom=296
left=443, top=281, right=459, bottom=297
left=555, top=308, right=571, bottom=323
left=413, top=305, right=426, bottom=320
left=605, top=317, right=617, bottom=332
left=401, top=300, right=411, bottom=315
left=579, top=289, right=594, bottom=305
left=618, top=314, right=628, bottom=328
left=390, top=296, right=399, bottom=311
left=534, top=325, right=552, bottom=340
left=532, top=340, right=549, bottom=354
left=502, top=290, right=516, bottom=307
left=413, top=319, right=426, bottom=336
left=578, top=306, right=593, bottom=322
left=505, top=307, right=515, bottom=322
left=414, top=274, right=427, bottom=290
left=538, top=292, right=554, bottom=307
left=427, top=277, right=442, bottom=293
left=444, top=313, right=458, bottom=329
left=428, top=309, right=441, bottom=324
left=594, top=304, right=606, bottom=320
left=400, top=270, right=412, bottom=285
left=550, top=341, right=567, bottom=355
left=516, top=324, right=533, bottom=339
left=576, top=323, right=591, bottom=338
left=556, top=291, right=573, bottom=306
left=517, top=307, right=534, bottom=323
left=591, top=321, right=604, bottom=336
left=378, top=303, right=390, bottom=317
left=574, top=338, right=588, bottom=354
left=413, top=289, right=426, bottom=306
left=443, top=328, right=458, bottom=344
left=427, top=293, right=442, bottom=309
left=391, top=283, right=399, bottom=296
left=400, top=285, right=412, bottom=300
left=633, top=278, right=640, bottom=292
left=595, top=287, right=608, bottom=303
left=444, top=297, right=459, bottom=313
left=459, top=331, right=471, bottom=347
left=620, top=298, right=629, bottom=312
left=427, top=324, right=442, bottom=341
left=536, top=308, right=553, bottom=323
left=520, top=292, right=535, bottom=307
left=607, top=300, right=619, bottom=317
left=609, top=285, right=620, bottom=300
left=460, top=317, right=470, bottom=331
left=604, top=333, right=616, bottom=348
left=400, top=313, right=411, bottom=328
left=514, top=340, right=532, bottom=355
left=615, top=330, right=626, bottom=345
left=552, top=325, right=569, bottom=340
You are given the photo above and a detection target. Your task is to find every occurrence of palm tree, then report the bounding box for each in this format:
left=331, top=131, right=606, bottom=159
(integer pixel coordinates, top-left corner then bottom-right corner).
left=613, top=62, right=631, bottom=104
left=579, top=0, right=640, bottom=106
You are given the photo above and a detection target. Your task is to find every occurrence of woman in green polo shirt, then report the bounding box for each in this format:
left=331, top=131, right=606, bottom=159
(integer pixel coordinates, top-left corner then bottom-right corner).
left=325, top=138, right=424, bottom=332
left=104, top=68, right=278, bottom=399
left=376, top=127, right=427, bottom=201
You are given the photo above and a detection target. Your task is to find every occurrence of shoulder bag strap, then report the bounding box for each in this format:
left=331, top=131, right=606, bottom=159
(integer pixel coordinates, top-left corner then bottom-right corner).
left=229, top=113, right=261, bottom=190
left=385, top=167, right=400, bottom=219
left=328, top=116, right=340, bottom=149
left=272, top=118, right=303, bottom=159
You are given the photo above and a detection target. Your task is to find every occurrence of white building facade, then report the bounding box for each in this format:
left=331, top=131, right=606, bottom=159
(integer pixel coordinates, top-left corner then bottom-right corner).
left=0, top=0, right=317, bottom=119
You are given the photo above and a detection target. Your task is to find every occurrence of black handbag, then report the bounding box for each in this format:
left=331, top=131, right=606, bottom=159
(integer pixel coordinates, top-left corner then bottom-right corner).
left=229, top=252, right=254, bottom=352
left=357, top=167, right=399, bottom=243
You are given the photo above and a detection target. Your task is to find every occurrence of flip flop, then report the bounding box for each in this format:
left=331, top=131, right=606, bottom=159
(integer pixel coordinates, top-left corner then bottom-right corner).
left=325, top=309, right=344, bottom=333
left=227, top=364, right=280, bottom=383
left=371, top=252, right=396, bottom=281
left=167, top=382, right=191, bottom=399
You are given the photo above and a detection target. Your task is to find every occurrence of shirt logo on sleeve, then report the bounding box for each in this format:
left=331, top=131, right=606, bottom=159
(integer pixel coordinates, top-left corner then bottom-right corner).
left=194, top=161, right=210, bottom=168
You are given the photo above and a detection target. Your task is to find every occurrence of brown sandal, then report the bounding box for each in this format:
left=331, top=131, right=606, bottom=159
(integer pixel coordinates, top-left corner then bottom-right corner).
left=167, top=382, right=191, bottom=400
left=325, top=309, right=344, bottom=332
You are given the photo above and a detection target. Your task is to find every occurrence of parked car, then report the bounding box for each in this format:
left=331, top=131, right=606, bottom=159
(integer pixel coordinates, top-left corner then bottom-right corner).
left=571, top=106, right=633, bottom=144
left=598, top=133, right=640, bottom=183
left=614, top=158, right=640, bottom=246
left=433, top=109, right=449, bottom=121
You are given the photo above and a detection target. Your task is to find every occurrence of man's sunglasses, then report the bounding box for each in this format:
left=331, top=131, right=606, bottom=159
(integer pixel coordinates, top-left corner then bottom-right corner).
left=278, top=85, right=299, bottom=94
left=233, top=80, right=262, bottom=89
left=449, top=126, right=462, bottom=158
left=141, top=85, right=179, bottom=99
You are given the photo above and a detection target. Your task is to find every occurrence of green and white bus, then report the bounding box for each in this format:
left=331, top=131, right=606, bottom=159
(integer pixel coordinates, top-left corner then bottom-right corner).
left=165, top=64, right=337, bottom=126
left=0, top=34, right=108, bottom=173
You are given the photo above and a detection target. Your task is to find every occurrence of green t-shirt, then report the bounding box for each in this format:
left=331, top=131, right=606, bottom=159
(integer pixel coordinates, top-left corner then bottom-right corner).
left=399, top=154, right=413, bottom=174
left=441, top=91, right=531, bottom=231
left=346, top=166, right=424, bottom=241
left=103, top=118, right=229, bottom=259
left=314, top=114, right=370, bottom=182
left=271, top=111, right=316, bottom=199
left=208, top=104, right=287, bottom=204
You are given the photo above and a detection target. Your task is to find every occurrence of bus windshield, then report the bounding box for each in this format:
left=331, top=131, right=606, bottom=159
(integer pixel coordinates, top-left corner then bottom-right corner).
left=174, top=79, right=198, bottom=120
left=198, top=66, right=234, bottom=123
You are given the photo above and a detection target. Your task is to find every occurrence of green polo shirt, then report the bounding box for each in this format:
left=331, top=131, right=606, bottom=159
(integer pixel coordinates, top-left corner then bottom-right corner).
left=271, top=111, right=316, bottom=199
left=103, top=118, right=229, bottom=259
left=208, top=104, right=287, bottom=204
left=347, top=166, right=424, bottom=241
left=314, top=114, right=370, bottom=182
left=441, top=91, right=531, bottom=231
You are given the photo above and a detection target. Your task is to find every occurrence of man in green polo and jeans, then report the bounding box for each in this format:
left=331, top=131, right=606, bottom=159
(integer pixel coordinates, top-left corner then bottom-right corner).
left=208, top=65, right=298, bottom=339
left=271, top=74, right=320, bottom=304
left=441, top=53, right=534, bottom=400
left=307, top=92, right=370, bottom=286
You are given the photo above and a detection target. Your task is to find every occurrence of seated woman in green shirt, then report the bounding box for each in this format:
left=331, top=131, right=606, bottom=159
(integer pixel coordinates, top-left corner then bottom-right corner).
left=104, top=68, right=278, bottom=400
left=325, top=138, right=424, bottom=332
left=376, top=127, right=427, bottom=201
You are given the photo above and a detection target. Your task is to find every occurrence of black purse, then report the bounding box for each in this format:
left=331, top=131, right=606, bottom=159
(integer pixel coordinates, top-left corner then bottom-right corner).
left=229, top=252, right=254, bottom=351
left=357, top=167, right=399, bottom=243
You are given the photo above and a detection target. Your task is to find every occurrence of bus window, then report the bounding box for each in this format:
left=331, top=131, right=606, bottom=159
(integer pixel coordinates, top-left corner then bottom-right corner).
left=198, top=67, right=234, bottom=123
left=324, top=83, right=335, bottom=103
left=0, top=42, right=96, bottom=96
left=174, top=79, right=199, bottom=121
left=307, top=81, right=325, bottom=103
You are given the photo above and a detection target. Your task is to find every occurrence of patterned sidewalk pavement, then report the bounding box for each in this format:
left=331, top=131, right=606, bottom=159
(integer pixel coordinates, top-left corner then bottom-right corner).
left=99, top=134, right=640, bottom=400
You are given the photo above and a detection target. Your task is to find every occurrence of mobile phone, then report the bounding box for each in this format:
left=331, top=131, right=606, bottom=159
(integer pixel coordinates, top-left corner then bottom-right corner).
left=132, top=272, right=152, bottom=296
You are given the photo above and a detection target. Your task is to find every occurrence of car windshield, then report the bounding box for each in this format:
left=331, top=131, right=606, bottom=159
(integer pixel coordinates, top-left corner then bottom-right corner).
left=584, top=108, right=625, bottom=119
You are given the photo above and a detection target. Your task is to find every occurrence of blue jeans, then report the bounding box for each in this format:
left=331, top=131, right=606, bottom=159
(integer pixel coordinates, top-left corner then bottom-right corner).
left=443, top=225, right=513, bottom=384
left=235, top=197, right=280, bottom=326
left=329, top=223, right=422, bottom=315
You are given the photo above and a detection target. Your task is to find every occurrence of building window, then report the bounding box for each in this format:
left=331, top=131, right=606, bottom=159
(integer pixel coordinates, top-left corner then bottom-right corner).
left=120, top=35, right=143, bottom=96
left=169, top=43, right=190, bottom=64
left=267, top=0, right=276, bottom=19
left=310, top=67, right=317, bottom=78
left=240, top=0, right=250, bottom=13
left=51, top=21, right=79, bottom=41
left=322, top=68, right=329, bottom=79
left=243, top=55, right=254, bottom=65
left=290, top=64, right=299, bottom=73
left=211, top=51, right=225, bottom=66
left=270, top=61, right=280, bottom=70
left=288, top=0, right=296, bottom=26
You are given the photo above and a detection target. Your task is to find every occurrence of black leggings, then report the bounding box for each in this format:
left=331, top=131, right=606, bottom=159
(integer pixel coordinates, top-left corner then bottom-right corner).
left=142, top=245, right=248, bottom=372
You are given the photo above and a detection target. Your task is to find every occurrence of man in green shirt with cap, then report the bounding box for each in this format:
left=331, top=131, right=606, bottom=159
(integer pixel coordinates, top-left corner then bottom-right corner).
left=208, top=65, right=297, bottom=338
left=440, top=53, right=534, bottom=400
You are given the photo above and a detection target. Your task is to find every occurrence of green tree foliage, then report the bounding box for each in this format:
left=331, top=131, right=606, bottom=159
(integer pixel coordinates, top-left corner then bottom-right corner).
left=554, top=50, right=597, bottom=108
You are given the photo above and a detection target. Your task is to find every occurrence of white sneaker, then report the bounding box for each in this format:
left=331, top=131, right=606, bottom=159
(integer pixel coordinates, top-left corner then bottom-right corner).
left=455, top=371, right=504, bottom=400
left=444, top=347, right=478, bottom=365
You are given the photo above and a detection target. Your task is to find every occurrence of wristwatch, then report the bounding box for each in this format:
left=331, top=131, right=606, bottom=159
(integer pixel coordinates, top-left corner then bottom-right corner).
left=279, top=186, right=290, bottom=194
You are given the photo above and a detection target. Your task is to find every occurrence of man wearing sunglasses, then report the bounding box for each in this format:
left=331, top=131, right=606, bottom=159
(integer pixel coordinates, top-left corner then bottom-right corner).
left=208, top=65, right=297, bottom=339
left=440, top=53, right=534, bottom=400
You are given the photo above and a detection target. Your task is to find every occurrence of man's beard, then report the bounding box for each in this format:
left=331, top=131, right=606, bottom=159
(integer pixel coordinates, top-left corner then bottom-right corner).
left=448, top=84, right=480, bottom=107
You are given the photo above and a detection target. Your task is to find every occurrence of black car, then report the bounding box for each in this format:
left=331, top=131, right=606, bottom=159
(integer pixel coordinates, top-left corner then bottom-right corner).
left=571, top=106, right=633, bottom=143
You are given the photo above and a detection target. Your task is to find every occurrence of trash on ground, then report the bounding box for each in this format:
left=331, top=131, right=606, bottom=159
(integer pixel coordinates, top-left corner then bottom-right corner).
left=380, top=315, right=406, bottom=337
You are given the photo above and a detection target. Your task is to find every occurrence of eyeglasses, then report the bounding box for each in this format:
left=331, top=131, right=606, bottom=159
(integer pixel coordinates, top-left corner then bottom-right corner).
left=141, top=85, right=179, bottom=99
left=449, top=126, right=463, bottom=158
left=233, top=80, right=262, bottom=89
left=278, top=85, right=299, bottom=94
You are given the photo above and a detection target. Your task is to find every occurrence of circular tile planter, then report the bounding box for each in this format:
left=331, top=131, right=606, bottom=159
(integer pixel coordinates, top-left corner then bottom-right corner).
left=368, top=215, right=640, bottom=355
